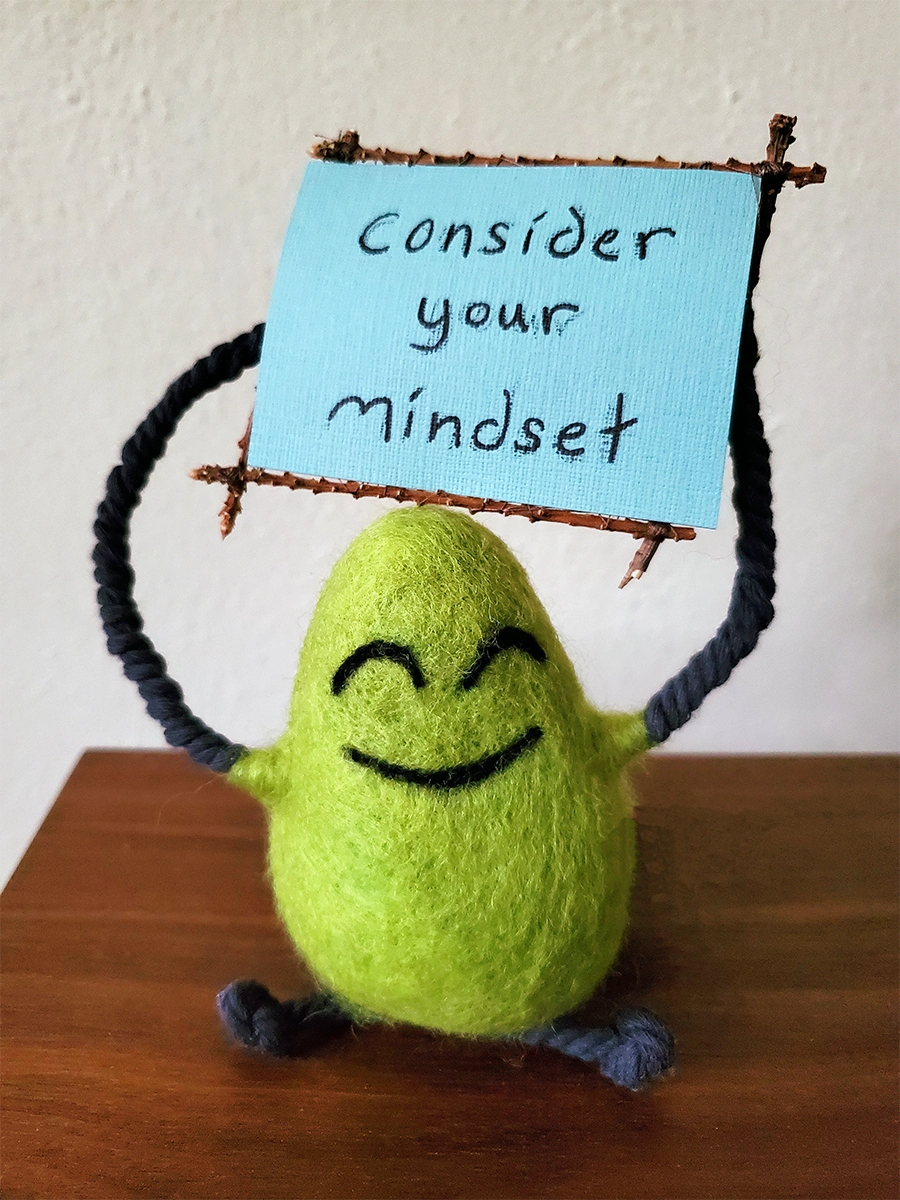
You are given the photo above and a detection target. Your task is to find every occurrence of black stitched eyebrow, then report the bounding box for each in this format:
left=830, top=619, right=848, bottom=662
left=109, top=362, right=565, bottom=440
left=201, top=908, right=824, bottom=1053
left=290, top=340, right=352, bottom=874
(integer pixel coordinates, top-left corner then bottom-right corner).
left=459, top=626, right=547, bottom=691
left=331, top=641, right=426, bottom=695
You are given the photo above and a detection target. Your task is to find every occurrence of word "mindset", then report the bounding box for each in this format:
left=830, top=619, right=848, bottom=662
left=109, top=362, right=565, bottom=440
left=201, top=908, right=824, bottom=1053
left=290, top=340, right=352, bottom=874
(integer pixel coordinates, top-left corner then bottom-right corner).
left=327, top=389, right=639, bottom=465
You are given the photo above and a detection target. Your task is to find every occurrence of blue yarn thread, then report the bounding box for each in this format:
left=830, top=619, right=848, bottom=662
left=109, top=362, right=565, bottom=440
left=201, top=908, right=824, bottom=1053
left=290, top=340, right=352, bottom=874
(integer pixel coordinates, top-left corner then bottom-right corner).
left=92, top=325, right=263, bottom=773
left=643, top=311, right=776, bottom=742
left=520, top=1008, right=675, bottom=1090
left=94, top=312, right=778, bottom=765
left=644, top=166, right=784, bottom=744
left=216, top=979, right=350, bottom=1057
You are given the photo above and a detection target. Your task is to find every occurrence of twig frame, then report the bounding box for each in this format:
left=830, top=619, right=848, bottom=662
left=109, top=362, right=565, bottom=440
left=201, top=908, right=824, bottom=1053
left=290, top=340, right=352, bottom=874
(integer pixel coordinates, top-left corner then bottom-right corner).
left=193, top=116, right=823, bottom=580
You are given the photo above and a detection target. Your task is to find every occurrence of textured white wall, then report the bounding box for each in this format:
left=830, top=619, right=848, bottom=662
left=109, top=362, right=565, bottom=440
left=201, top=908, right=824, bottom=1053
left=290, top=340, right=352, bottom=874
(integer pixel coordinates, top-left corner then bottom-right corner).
left=2, top=0, right=897, bottom=887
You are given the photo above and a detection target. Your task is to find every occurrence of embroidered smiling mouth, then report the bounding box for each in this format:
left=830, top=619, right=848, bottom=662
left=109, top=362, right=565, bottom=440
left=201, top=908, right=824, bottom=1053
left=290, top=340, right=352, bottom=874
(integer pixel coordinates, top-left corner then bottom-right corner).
left=343, top=725, right=543, bottom=791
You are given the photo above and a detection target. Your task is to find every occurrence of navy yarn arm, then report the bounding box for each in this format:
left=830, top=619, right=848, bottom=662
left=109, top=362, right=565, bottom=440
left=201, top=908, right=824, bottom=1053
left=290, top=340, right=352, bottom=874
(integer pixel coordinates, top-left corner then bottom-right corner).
left=92, top=326, right=264, bottom=773
left=93, top=306, right=773, bottom=759
left=643, top=304, right=776, bottom=744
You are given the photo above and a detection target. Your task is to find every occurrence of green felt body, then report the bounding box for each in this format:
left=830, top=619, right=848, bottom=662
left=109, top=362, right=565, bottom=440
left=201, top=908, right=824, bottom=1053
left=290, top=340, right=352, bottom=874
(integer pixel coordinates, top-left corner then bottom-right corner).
left=229, top=506, right=647, bottom=1036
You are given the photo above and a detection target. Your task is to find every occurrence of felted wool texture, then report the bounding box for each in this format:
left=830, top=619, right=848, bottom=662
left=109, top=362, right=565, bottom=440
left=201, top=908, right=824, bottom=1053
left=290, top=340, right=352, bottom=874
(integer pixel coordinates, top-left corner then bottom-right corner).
left=229, top=505, right=648, bottom=1037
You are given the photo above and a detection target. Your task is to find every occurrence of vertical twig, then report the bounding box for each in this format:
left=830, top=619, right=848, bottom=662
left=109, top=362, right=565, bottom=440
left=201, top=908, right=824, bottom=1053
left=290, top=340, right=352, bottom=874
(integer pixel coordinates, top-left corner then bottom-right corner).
left=219, top=413, right=252, bottom=537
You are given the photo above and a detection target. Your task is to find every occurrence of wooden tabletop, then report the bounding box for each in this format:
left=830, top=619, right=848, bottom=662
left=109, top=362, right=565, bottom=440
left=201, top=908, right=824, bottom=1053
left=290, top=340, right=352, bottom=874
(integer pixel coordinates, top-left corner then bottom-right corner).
left=2, top=751, right=897, bottom=1200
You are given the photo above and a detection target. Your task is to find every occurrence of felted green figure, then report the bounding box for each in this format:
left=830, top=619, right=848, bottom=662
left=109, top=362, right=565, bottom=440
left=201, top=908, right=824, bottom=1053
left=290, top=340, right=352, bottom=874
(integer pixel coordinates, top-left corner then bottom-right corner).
left=94, top=319, right=776, bottom=1090
left=229, top=504, right=645, bottom=1038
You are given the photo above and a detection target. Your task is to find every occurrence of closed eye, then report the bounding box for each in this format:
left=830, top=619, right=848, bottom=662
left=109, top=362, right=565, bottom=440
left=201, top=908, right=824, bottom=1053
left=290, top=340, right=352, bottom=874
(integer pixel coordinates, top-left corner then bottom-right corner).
left=331, top=641, right=426, bottom=695
left=460, top=626, right=547, bottom=691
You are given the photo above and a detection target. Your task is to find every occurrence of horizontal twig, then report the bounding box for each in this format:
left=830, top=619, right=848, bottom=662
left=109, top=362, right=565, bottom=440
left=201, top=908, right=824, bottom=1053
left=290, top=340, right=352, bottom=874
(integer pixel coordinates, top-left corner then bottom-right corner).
left=191, top=463, right=696, bottom=543
left=311, top=128, right=826, bottom=188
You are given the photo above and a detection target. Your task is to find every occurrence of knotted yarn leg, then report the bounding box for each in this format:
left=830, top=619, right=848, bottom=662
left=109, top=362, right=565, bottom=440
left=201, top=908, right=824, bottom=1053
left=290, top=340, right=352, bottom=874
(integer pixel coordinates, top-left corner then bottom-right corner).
left=520, top=1008, right=675, bottom=1089
left=216, top=980, right=351, bottom=1058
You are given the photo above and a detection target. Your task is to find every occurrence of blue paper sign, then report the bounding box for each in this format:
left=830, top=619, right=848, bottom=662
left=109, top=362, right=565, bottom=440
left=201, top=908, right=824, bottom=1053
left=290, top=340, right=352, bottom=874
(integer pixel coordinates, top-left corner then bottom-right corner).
left=249, top=160, right=760, bottom=528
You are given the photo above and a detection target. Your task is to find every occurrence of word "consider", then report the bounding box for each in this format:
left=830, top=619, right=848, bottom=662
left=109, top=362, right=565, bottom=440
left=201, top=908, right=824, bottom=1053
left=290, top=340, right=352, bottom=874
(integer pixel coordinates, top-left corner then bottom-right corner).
left=359, top=210, right=676, bottom=262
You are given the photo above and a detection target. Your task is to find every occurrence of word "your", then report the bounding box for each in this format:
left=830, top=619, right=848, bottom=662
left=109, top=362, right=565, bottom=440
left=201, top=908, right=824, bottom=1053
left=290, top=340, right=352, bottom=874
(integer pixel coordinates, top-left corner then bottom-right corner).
left=411, top=297, right=580, bottom=352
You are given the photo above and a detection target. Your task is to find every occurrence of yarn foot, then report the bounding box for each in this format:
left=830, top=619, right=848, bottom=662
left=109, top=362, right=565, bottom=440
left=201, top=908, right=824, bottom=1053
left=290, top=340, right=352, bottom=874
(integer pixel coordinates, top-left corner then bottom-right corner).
left=216, top=979, right=351, bottom=1058
left=520, top=1007, right=675, bottom=1089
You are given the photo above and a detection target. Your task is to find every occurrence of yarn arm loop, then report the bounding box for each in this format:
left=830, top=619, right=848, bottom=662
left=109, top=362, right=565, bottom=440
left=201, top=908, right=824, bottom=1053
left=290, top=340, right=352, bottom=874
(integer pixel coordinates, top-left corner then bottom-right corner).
left=643, top=301, right=776, bottom=745
left=93, top=309, right=774, bottom=762
left=92, top=325, right=264, bottom=773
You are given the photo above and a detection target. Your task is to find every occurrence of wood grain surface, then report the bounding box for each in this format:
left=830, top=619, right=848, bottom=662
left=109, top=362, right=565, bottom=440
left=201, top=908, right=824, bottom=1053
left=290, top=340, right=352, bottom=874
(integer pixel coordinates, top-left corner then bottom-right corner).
left=2, top=751, right=897, bottom=1200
